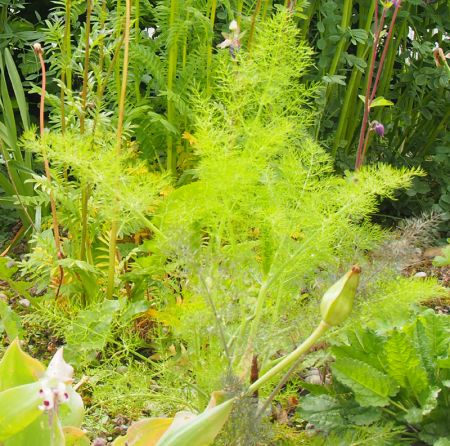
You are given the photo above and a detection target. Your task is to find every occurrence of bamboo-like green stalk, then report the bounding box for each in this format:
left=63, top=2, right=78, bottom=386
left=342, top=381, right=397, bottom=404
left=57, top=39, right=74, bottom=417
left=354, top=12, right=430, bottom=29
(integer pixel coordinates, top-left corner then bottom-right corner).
left=98, top=0, right=108, bottom=75
left=106, top=0, right=132, bottom=300
left=332, top=1, right=375, bottom=155
left=261, top=0, right=272, bottom=21
left=80, top=0, right=92, bottom=133
left=237, top=0, right=244, bottom=25
left=115, top=0, right=123, bottom=97
left=247, top=0, right=262, bottom=52
left=324, top=0, right=353, bottom=103
left=60, top=0, right=72, bottom=132
left=0, top=140, right=35, bottom=230
left=206, top=0, right=217, bottom=95
left=166, top=0, right=179, bottom=175
left=299, top=0, right=317, bottom=39
left=80, top=0, right=92, bottom=262
left=356, top=2, right=402, bottom=168
left=135, top=0, right=141, bottom=101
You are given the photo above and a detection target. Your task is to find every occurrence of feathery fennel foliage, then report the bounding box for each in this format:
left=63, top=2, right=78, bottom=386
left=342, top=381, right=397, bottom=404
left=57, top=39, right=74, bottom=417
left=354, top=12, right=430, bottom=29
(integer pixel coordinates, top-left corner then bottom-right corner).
left=141, top=11, right=422, bottom=409
left=20, top=128, right=167, bottom=303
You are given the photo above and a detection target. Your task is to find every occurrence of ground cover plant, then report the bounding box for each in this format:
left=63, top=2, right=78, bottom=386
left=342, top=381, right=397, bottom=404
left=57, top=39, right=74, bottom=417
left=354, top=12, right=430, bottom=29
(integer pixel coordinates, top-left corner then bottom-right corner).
left=0, top=0, right=449, bottom=445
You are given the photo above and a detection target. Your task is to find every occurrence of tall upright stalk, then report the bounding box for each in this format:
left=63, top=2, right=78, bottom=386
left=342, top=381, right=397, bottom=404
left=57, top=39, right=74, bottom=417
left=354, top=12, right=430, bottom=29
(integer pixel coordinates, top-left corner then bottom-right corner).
left=106, top=0, right=132, bottom=300
left=261, top=0, right=272, bottom=20
left=35, top=44, right=63, bottom=297
left=332, top=1, right=375, bottom=155
left=80, top=0, right=93, bottom=262
left=60, top=0, right=72, bottom=132
left=247, top=0, right=262, bottom=52
left=166, top=0, right=179, bottom=175
left=206, top=0, right=217, bottom=95
left=355, top=1, right=401, bottom=169
left=236, top=0, right=244, bottom=25
left=135, top=0, right=141, bottom=101
left=80, top=0, right=92, bottom=133
left=325, top=0, right=353, bottom=103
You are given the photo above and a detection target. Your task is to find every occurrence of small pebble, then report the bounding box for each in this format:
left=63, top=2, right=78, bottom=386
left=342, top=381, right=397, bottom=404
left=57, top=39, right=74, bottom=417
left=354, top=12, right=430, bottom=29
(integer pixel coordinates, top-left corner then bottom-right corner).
left=19, top=298, right=31, bottom=308
left=0, top=293, right=7, bottom=301
left=414, top=272, right=427, bottom=278
left=92, top=439, right=107, bottom=446
left=116, top=366, right=128, bottom=374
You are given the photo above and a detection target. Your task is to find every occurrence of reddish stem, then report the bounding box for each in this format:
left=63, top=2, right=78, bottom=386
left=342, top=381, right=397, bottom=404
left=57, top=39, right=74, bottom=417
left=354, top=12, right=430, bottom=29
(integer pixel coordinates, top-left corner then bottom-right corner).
left=34, top=43, right=64, bottom=297
left=370, top=1, right=401, bottom=101
left=355, top=3, right=388, bottom=170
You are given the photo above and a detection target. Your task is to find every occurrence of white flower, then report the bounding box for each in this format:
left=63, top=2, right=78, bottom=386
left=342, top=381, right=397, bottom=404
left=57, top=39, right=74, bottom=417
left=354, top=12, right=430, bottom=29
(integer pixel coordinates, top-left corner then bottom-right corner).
left=38, top=348, right=73, bottom=413
left=217, top=38, right=233, bottom=49
left=146, top=27, right=156, bottom=39
left=46, top=348, right=73, bottom=385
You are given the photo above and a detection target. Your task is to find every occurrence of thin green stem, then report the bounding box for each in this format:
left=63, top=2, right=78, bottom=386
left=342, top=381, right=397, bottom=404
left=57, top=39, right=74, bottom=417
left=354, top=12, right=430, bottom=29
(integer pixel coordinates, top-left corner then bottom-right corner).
left=80, top=0, right=92, bottom=134
left=261, top=0, right=272, bottom=21
left=135, top=0, right=141, bottom=100
left=247, top=321, right=330, bottom=393
left=247, top=0, right=262, bottom=52
left=325, top=0, right=353, bottom=103
left=106, top=0, right=132, bottom=300
left=60, top=0, right=72, bottom=133
left=206, top=0, right=217, bottom=95
left=332, top=1, right=375, bottom=155
left=237, top=0, right=244, bottom=25
left=166, top=0, right=179, bottom=175
left=80, top=0, right=93, bottom=262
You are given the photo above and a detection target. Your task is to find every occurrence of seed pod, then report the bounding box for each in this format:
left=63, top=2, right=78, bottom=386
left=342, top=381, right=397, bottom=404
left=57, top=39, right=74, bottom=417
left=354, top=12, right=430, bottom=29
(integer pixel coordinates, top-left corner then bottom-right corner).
left=320, top=266, right=361, bottom=326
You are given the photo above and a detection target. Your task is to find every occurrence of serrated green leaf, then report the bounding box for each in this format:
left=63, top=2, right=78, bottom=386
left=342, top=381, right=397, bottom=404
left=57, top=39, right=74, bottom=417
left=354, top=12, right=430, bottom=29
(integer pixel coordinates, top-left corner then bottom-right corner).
left=405, top=310, right=450, bottom=382
left=332, top=358, right=398, bottom=407
left=384, top=330, right=429, bottom=401
left=332, top=328, right=385, bottom=372
left=297, top=394, right=344, bottom=431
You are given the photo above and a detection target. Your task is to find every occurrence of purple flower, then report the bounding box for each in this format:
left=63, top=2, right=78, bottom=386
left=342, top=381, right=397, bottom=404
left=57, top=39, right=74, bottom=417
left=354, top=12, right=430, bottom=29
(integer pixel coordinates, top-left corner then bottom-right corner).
left=371, top=121, right=385, bottom=137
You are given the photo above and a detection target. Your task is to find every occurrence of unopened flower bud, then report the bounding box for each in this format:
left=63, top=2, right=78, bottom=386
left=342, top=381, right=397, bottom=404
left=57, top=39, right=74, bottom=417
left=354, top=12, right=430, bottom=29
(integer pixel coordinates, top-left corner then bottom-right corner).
left=33, top=43, right=43, bottom=55
left=229, top=20, right=238, bottom=32
left=371, top=121, right=385, bottom=137
left=320, top=265, right=361, bottom=326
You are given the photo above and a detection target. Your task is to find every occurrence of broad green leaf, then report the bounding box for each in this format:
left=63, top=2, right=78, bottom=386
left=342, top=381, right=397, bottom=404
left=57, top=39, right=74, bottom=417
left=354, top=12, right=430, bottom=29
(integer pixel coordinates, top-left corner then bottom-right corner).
left=358, top=95, right=394, bottom=107
left=118, top=418, right=174, bottom=446
left=0, top=382, right=43, bottom=441
left=5, top=414, right=64, bottom=446
left=297, top=394, right=344, bottom=430
left=63, top=426, right=91, bottom=446
left=59, top=387, right=84, bottom=428
left=0, top=339, right=45, bottom=391
left=156, top=398, right=234, bottom=446
left=0, top=301, right=23, bottom=342
left=332, top=358, right=398, bottom=407
left=64, top=300, right=121, bottom=366
left=4, top=49, right=29, bottom=130
left=332, top=328, right=385, bottom=372
left=405, top=310, right=450, bottom=382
